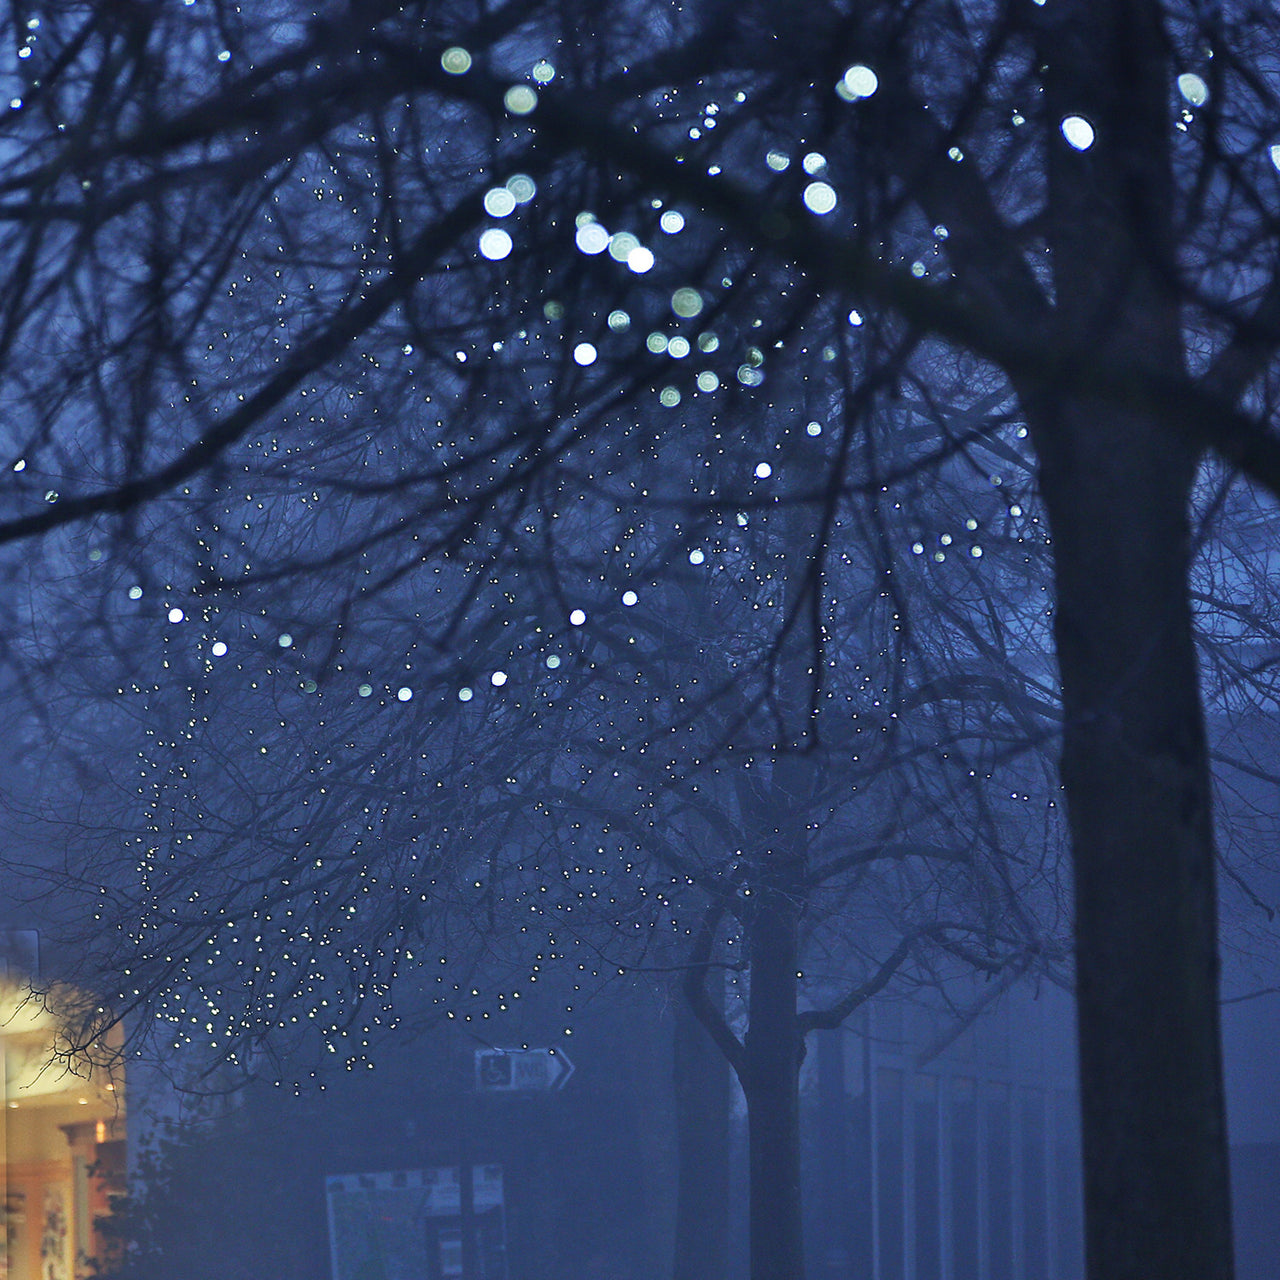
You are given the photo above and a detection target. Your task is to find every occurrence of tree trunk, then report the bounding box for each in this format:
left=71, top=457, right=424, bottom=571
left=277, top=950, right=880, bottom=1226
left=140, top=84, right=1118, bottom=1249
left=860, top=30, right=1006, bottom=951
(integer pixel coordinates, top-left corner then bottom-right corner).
left=1023, top=8, right=1235, bottom=1274
left=742, top=874, right=804, bottom=1280
left=1029, top=392, right=1233, bottom=1280
left=673, top=976, right=731, bottom=1280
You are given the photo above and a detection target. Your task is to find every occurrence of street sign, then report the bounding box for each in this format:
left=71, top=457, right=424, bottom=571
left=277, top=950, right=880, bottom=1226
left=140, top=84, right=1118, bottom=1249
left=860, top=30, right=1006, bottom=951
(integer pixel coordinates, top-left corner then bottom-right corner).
left=474, top=1047, right=575, bottom=1092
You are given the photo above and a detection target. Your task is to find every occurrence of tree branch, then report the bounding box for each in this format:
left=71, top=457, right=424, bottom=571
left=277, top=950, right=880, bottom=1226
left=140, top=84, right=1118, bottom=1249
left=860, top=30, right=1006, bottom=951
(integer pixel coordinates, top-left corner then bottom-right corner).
left=797, top=933, right=913, bottom=1035
left=682, top=901, right=745, bottom=1076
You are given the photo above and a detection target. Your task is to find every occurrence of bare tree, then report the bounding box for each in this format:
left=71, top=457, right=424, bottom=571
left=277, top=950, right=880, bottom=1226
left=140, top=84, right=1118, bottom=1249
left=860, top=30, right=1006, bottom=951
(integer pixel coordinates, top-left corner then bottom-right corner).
left=3, top=4, right=1280, bottom=1279
left=40, top=372, right=1067, bottom=1278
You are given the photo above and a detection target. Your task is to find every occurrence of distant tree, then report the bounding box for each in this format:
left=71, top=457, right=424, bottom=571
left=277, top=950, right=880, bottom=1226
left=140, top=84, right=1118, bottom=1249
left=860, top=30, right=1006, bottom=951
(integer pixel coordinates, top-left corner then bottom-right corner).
left=48, top=362, right=1067, bottom=1278
left=3, top=4, right=1280, bottom=1279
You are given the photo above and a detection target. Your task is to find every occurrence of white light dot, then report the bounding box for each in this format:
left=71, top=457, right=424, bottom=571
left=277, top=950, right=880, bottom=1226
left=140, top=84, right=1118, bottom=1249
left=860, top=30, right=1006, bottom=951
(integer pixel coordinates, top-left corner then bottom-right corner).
left=803, top=182, right=837, bottom=214
left=672, top=287, right=703, bottom=317
left=504, top=85, right=537, bottom=115
left=573, top=343, right=598, bottom=366
left=608, top=232, right=640, bottom=261
left=490, top=671, right=507, bottom=687
left=622, top=590, right=638, bottom=607
left=479, top=228, right=513, bottom=260
left=840, top=64, right=879, bottom=99
left=1177, top=73, right=1209, bottom=107
left=1060, top=115, right=1095, bottom=151
left=211, top=641, right=227, bottom=657
left=168, top=608, right=184, bottom=624
left=506, top=174, right=537, bottom=203
left=278, top=633, right=293, bottom=648
left=397, top=687, right=413, bottom=701
left=627, top=246, right=655, bottom=273
left=575, top=223, right=609, bottom=254
left=12, top=458, right=24, bottom=471
left=755, top=462, right=773, bottom=479
left=569, top=609, right=587, bottom=626
left=688, top=549, right=705, bottom=565
left=128, top=585, right=143, bottom=600
left=458, top=686, right=474, bottom=702
left=483, top=187, right=517, bottom=217
left=441, top=46, right=471, bottom=74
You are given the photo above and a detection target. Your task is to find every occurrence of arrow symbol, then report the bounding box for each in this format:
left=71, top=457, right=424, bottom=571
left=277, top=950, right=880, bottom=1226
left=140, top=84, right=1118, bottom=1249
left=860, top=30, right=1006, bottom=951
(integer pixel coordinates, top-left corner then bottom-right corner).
left=550, top=1048, right=575, bottom=1089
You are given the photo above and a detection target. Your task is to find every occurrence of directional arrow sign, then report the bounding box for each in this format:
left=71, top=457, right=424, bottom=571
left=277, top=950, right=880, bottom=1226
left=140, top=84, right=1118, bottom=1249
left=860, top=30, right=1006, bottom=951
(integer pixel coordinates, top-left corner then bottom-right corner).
left=474, top=1048, right=575, bottom=1092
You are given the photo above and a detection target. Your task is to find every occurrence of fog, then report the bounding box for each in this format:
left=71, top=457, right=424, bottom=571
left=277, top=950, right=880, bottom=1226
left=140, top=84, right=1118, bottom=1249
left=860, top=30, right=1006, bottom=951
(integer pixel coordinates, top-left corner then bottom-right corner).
left=2, top=3, right=1280, bottom=1279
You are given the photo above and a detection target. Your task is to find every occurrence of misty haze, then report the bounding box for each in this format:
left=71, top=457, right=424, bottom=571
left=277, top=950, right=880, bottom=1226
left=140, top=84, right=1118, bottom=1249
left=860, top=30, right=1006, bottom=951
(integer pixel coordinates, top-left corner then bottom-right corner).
left=0, top=4, right=1279, bottom=1280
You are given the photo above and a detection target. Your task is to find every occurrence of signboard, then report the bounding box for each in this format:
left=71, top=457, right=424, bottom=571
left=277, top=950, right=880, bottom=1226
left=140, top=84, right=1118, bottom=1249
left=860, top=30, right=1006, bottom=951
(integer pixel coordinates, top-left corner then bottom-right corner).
left=325, top=1165, right=505, bottom=1280
left=474, top=1048, right=575, bottom=1092
left=325, top=1165, right=503, bottom=1215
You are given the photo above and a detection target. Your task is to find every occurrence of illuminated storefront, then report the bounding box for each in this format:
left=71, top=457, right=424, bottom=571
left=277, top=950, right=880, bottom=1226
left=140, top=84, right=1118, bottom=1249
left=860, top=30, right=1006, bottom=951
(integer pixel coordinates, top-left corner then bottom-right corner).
left=1, top=981, right=124, bottom=1280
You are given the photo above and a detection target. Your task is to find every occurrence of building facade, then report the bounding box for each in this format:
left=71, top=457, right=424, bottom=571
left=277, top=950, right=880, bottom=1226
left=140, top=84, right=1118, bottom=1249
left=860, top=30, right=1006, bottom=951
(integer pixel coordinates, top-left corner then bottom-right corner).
left=1, top=934, right=125, bottom=1280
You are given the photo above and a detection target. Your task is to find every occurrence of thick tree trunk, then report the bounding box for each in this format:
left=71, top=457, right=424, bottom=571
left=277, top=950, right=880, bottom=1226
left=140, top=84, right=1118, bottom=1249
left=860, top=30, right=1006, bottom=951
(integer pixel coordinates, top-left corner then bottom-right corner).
left=673, top=977, right=731, bottom=1280
left=733, top=499, right=819, bottom=1280
left=1023, top=8, right=1235, bottom=1274
left=1029, top=393, right=1233, bottom=1280
left=743, top=882, right=804, bottom=1280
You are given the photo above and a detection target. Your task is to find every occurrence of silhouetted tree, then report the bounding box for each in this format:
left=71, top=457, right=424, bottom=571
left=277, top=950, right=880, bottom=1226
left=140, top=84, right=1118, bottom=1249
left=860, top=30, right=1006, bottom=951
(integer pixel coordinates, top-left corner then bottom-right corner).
left=4, top=4, right=1280, bottom=1279
left=48, top=374, right=1064, bottom=1279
